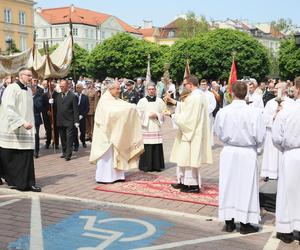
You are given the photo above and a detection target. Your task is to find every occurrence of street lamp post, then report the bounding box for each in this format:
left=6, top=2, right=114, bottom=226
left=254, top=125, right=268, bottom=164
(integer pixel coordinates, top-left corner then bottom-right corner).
left=5, top=37, right=13, bottom=55
left=294, top=32, right=300, bottom=47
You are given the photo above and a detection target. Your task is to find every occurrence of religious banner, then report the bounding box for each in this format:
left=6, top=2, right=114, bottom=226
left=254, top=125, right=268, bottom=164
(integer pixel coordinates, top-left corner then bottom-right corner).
left=226, top=58, right=237, bottom=103
left=0, top=49, right=32, bottom=78
left=0, top=34, right=73, bottom=79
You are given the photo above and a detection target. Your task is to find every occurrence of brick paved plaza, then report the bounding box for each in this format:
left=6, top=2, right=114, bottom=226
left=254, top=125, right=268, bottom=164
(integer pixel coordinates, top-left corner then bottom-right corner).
left=0, top=118, right=299, bottom=249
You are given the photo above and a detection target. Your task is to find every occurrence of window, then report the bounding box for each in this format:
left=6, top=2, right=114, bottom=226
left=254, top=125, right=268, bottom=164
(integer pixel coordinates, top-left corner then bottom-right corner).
left=61, top=28, right=65, bottom=37
left=73, top=28, right=78, bottom=36
left=101, top=31, right=105, bottom=39
left=90, top=29, right=94, bottom=38
left=43, top=29, right=47, bottom=37
left=168, top=30, right=175, bottom=38
left=20, top=36, right=27, bottom=51
left=4, top=9, right=12, bottom=23
left=85, top=29, right=89, bottom=38
left=19, top=11, right=26, bottom=25
left=55, top=28, right=59, bottom=37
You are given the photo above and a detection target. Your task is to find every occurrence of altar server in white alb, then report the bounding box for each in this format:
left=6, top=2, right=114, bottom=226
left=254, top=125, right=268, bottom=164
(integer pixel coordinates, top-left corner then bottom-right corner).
left=137, top=82, right=166, bottom=172
left=199, top=79, right=216, bottom=146
left=214, top=80, right=265, bottom=234
left=89, top=80, right=144, bottom=183
left=272, top=77, right=300, bottom=244
left=260, top=82, right=295, bottom=181
left=165, top=75, right=212, bottom=194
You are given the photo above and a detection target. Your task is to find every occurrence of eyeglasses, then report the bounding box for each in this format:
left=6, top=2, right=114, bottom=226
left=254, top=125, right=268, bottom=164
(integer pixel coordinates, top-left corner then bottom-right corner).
left=23, top=74, right=33, bottom=77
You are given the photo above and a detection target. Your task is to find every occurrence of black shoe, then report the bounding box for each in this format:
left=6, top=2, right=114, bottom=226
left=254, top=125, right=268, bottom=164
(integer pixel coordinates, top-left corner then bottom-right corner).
left=28, top=186, right=42, bottom=192
left=65, top=157, right=71, bottom=161
left=240, top=223, right=259, bottom=235
left=34, top=152, right=39, bottom=159
left=73, top=146, right=79, bottom=152
left=264, top=177, right=269, bottom=182
left=223, top=219, right=236, bottom=232
left=82, top=143, right=87, bottom=148
left=180, top=185, right=200, bottom=193
left=60, top=154, right=66, bottom=158
left=276, top=232, right=294, bottom=244
left=55, top=145, right=59, bottom=150
left=0, top=179, right=3, bottom=185
left=171, top=183, right=185, bottom=189
left=44, top=144, right=50, bottom=149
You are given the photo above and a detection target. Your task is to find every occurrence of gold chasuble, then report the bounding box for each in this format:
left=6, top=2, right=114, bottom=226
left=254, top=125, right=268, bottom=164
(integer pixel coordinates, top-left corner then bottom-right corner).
left=170, top=93, right=212, bottom=167
left=89, top=91, right=144, bottom=170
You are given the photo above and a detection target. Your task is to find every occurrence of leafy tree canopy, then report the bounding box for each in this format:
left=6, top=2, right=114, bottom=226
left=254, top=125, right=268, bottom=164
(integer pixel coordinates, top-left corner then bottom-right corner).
left=88, top=33, right=170, bottom=81
left=176, top=11, right=209, bottom=38
left=279, top=38, right=300, bottom=80
left=169, top=29, right=270, bottom=83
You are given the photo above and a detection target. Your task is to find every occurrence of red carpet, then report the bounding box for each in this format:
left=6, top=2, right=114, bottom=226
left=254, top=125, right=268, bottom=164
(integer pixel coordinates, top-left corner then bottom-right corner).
left=95, top=172, right=219, bottom=206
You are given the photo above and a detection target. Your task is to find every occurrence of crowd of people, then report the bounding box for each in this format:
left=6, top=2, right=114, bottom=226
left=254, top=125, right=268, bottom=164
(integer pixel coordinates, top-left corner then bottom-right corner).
left=0, top=67, right=299, bottom=244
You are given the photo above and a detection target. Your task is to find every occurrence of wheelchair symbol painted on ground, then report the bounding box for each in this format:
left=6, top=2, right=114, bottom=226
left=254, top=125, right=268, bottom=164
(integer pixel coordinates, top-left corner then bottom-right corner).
left=9, top=210, right=172, bottom=250
left=78, top=216, right=156, bottom=250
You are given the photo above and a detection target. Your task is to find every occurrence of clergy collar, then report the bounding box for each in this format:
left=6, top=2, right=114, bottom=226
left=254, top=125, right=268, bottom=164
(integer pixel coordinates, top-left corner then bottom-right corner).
left=146, top=95, right=156, bottom=102
left=16, top=80, right=28, bottom=90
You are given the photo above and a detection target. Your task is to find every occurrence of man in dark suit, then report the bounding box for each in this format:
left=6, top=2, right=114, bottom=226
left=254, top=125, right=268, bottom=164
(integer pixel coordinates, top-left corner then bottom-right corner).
left=31, top=84, right=44, bottom=159
left=73, top=83, right=89, bottom=151
left=37, top=79, right=52, bottom=149
left=56, top=79, right=79, bottom=161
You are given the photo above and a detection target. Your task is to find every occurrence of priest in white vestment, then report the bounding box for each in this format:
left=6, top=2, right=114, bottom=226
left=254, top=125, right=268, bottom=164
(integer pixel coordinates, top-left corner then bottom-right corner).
left=260, top=82, right=295, bottom=181
left=165, top=75, right=212, bottom=193
left=214, top=80, right=265, bottom=234
left=0, top=68, right=41, bottom=192
left=137, top=83, right=166, bottom=172
left=272, top=77, right=300, bottom=244
left=199, top=79, right=216, bottom=146
left=89, top=81, right=144, bottom=183
left=245, top=80, right=264, bottom=110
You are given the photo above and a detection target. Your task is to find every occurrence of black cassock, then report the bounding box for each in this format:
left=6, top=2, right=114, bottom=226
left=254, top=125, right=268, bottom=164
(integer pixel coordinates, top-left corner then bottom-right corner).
left=138, top=96, right=165, bottom=172
left=0, top=148, right=36, bottom=190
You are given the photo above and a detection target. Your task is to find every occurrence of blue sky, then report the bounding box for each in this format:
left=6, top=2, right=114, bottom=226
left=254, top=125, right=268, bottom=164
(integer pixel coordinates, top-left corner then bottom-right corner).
left=37, top=0, right=299, bottom=27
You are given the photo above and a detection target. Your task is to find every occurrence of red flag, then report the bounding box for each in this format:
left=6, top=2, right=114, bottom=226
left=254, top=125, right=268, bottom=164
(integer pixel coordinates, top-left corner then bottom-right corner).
left=228, top=59, right=237, bottom=95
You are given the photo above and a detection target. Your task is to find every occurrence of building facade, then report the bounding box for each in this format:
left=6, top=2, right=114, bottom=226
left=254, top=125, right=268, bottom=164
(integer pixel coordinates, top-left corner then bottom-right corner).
left=0, top=0, right=34, bottom=53
left=34, top=6, right=142, bottom=51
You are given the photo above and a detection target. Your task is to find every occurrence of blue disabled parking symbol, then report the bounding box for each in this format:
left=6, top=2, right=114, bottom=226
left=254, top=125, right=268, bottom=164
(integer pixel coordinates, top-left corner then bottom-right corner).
left=9, top=210, right=173, bottom=250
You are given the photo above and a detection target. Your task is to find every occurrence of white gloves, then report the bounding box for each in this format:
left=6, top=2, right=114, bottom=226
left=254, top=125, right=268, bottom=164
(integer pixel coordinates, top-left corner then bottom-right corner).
left=79, top=115, right=83, bottom=120
left=74, top=123, right=79, bottom=128
left=49, top=98, right=54, bottom=104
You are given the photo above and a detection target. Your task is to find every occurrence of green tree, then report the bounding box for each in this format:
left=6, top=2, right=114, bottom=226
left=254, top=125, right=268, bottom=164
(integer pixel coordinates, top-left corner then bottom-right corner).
left=5, top=39, right=20, bottom=54
left=271, top=18, right=293, bottom=32
left=169, top=29, right=270, bottom=83
left=88, top=33, right=169, bottom=81
left=69, top=43, right=90, bottom=80
left=176, top=11, right=209, bottom=38
left=38, top=44, right=58, bottom=56
left=278, top=38, right=300, bottom=80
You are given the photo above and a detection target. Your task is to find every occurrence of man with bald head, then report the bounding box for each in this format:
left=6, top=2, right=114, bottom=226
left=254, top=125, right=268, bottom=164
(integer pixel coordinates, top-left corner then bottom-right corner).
left=56, top=79, right=79, bottom=161
left=261, top=82, right=295, bottom=181
left=272, top=77, right=300, bottom=243
left=90, top=80, right=144, bottom=183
